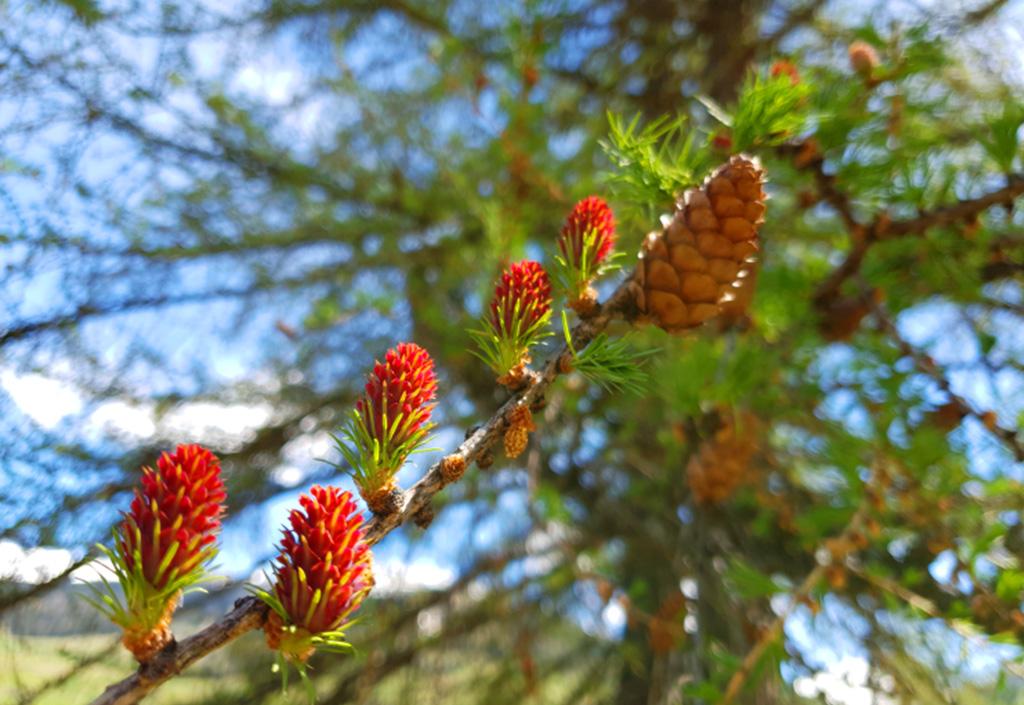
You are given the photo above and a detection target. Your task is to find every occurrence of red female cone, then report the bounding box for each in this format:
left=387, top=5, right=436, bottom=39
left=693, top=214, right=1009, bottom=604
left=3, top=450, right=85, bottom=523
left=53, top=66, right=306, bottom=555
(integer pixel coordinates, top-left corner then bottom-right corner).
left=257, top=485, right=374, bottom=663
left=84, top=444, right=226, bottom=662
left=556, top=197, right=618, bottom=313
left=336, top=343, right=438, bottom=515
left=471, top=260, right=553, bottom=387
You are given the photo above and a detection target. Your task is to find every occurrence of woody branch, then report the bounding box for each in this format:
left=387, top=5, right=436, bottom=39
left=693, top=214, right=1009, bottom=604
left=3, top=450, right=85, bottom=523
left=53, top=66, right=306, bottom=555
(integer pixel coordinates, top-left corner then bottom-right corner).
left=89, top=281, right=635, bottom=705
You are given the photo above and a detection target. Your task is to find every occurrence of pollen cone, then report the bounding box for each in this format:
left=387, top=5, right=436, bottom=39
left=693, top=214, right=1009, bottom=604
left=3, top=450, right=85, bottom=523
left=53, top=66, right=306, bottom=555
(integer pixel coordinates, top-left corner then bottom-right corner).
left=631, top=156, right=766, bottom=335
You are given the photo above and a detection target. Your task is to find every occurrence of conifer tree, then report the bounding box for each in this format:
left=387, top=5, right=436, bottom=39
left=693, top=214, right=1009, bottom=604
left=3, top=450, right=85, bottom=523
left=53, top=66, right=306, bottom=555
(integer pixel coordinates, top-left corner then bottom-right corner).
left=2, top=1, right=1024, bottom=704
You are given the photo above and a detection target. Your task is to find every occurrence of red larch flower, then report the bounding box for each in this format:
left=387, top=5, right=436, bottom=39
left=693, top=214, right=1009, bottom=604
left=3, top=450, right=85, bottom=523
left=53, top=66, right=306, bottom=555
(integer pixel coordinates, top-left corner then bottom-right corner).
left=554, top=198, right=619, bottom=314
left=120, top=444, right=226, bottom=591
left=84, top=444, right=225, bottom=662
left=337, top=343, right=438, bottom=512
left=355, top=342, right=437, bottom=453
left=488, top=260, right=552, bottom=339
left=262, top=485, right=374, bottom=662
left=473, top=260, right=553, bottom=385
left=712, top=131, right=734, bottom=152
left=771, top=60, right=801, bottom=86
left=559, top=196, right=617, bottom=270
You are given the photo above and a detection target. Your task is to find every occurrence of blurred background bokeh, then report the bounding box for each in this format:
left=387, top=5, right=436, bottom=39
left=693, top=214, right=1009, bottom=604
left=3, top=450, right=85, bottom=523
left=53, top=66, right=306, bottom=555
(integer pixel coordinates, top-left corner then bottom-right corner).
left=3, top=0, right=1024, bottom=703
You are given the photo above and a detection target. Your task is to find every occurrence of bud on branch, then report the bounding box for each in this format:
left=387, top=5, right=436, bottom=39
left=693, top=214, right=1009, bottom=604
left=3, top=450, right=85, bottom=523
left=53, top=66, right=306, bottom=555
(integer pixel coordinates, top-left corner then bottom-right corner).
left=554, top=197, right=619, bottom=312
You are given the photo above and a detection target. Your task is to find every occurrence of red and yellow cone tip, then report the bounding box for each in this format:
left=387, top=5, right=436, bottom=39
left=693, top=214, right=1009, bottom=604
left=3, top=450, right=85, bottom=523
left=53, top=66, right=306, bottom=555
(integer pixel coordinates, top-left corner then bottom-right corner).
left=271, top=485, right=373, bottom=636
left=489, top=260, right=552, bottom=338
left=355, top=342, right=437, bottom=450
left=770, top=60, right=800, bottom=86
left=559, top=196, right=617, bottom=268
left=119, top=443, right=225, bottom=591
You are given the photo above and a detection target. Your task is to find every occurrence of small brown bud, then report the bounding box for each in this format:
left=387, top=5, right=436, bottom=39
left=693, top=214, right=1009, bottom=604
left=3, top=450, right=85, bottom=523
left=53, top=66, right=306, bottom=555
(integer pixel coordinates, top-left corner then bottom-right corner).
left=122, top=591, right=179, bottom=662
left=497, top=361, right=536, bottom=390
left=826, top=564, right=848, bottom=589
left=794, top=138, right=820, bottom=169
left=412, top=504, right=435, bottom=529
left=476, top=449, right=494, bottom=470
left=848, top=41, right=880, bottom=77
left=504, top=405, right=538, bottom=459
left=567, top=288, right=599, bottom=317
left=439, top=454, right=467, bottom=485
left=558, top=353, right=575, bottom=375
left=364, top=480, right=404, bottom=517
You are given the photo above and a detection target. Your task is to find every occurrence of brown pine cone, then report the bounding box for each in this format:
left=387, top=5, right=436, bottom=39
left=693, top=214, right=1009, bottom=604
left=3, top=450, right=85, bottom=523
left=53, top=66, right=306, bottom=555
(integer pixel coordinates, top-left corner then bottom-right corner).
left=687, top=409, right=759, bottom=505
left=631, top=156, right=766, bottom=335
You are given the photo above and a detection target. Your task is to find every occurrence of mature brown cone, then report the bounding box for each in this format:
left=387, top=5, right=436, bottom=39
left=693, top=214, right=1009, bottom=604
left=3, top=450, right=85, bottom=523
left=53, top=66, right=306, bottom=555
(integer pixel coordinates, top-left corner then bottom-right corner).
left=647, top=589, right=687, bottom=653
left=688, top=409, right=759, bottom=505
left=631, top=156, right=766, bottom=335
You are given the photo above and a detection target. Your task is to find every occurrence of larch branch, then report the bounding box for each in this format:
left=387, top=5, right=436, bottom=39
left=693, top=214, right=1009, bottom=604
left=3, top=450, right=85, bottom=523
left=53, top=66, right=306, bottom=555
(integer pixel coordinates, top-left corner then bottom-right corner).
left=777, top=139, right=1024, bottom=303
left=89, top=279, right=636, bottom=705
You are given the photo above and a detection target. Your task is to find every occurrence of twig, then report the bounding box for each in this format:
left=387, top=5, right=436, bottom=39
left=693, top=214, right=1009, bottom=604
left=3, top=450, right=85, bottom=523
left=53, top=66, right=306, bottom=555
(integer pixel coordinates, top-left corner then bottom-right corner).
left=815, top=172, right=1024, bottom=301
left=718, top=565, right=826, bottom=705
left=849, top=566, right=1024, bottom=680
left=361, top=280, right=635, bottom=545
left=91, top=596, right=270, bottom=705
left=718, top=502, right=869, bottom=704
left=885, top=174, right=1024, bottom=237
left=0, top=555, right=95, bottom=612
left=866, top=295, right=1024, bottom=461
left=776, top=140, right=1024, bottom=303
left=89, top=280, right=636, bottom=705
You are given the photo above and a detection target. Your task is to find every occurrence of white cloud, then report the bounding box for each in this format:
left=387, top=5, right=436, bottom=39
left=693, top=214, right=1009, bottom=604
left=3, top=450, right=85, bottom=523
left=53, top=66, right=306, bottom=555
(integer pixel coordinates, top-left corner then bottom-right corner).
left=90, top=400, right=157, bottom=438
left=0, top=540, right=74, bottom=584
left=1, top=366, right=272, bottom=444
left=373, top=559, right=456, bottom=596
left=161, top=401, right=272, bottom=438
left=793, top=656, right=895, bottom=705
left=0, top=371, right=83, bottom=428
